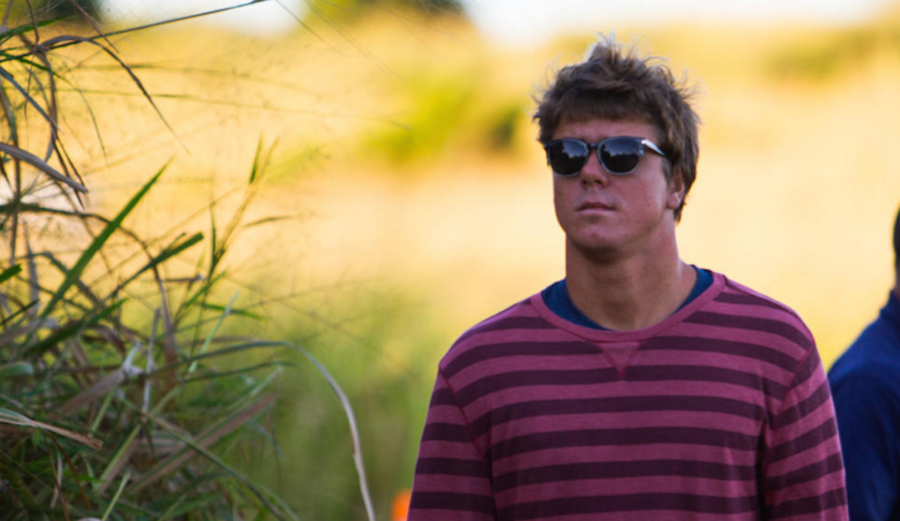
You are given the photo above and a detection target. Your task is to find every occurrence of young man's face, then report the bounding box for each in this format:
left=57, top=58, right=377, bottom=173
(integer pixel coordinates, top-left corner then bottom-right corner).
left=550, top=118, right=683, bottom=257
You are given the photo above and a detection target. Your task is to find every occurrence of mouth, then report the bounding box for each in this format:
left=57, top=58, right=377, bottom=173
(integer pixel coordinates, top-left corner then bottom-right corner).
left=577, top=201, right=614, bottom=212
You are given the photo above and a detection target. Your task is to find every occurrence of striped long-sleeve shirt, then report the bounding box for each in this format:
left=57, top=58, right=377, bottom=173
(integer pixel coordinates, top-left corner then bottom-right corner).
left=409, top=272, right=848, bottom=520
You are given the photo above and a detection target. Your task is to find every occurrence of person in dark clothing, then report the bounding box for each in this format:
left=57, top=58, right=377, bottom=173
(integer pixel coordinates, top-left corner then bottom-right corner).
left=829, top=205, right=900, bottom=521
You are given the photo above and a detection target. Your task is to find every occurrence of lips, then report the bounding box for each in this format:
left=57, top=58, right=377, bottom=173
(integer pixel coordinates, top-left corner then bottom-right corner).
left=577, top=200, right=614, bottom=211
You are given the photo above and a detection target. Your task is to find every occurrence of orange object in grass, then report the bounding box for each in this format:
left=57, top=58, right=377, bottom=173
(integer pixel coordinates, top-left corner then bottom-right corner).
left=392, top=489, right=412, bottom=521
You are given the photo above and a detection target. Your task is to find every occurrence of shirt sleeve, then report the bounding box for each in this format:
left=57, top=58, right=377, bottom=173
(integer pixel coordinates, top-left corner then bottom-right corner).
left=830, top=374, right=900, bottom=521
left=760, top=347, right=849, bottom=520
left=408, top=370, right=497, bottom=521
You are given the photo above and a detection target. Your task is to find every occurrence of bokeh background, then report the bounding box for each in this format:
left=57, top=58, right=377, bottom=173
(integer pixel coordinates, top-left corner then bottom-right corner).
left=19, top=0, right=900, bottom=518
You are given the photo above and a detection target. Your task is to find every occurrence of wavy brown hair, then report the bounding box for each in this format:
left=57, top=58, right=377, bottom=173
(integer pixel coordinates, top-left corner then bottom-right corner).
left=534, top=36, right=700, bottom=221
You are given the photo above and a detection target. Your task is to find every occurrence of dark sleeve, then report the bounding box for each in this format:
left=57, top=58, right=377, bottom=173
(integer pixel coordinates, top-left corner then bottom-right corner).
left=408, top=370, right=497, bottom=521
left=830, top=374, right=900, bottom=521
left=760, top=347, right=849, bottom=520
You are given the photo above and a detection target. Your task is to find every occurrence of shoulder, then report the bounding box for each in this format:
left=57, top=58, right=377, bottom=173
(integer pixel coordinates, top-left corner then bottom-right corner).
left=699, top=274, right=815, bottom=352
left=437, top=293, right=552, bottom=375
left=452, top=295, right=547, bottom=346
left=830, top=321, right=900, bottom=389
left=714, top=276, right=809, bottom=325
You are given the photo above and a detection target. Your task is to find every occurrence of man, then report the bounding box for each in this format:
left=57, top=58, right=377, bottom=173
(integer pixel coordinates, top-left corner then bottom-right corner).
left=829, top=207, right=900, bottom=521
left=409, top=37, right=848, bottom=520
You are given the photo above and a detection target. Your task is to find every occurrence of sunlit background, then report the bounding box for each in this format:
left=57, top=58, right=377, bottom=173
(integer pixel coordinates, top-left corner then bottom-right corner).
left=15, top=0, right=900, bottom=518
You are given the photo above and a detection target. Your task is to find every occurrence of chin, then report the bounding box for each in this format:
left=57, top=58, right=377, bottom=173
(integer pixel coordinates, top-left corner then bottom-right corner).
left=566, top=235, right=623, bottom=259
left=563, top=224, right=622, bottom=248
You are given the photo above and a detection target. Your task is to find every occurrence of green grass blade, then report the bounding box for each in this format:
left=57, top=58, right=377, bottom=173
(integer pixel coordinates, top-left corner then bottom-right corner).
left=0, top=52, right=50, bottom=72
left=198, top=302, right=261, bottom=319
left=98, top=424, right=140, bottom=493
left=132, top=395, right=276, bottom=492
left=0, top=263, right=21, bottom=284
left=0, top=453, right=41, bottom=515
left=249, top=136, right=263, bottom=184
left=113, top=231, right=204, bottom=295
left=180, top=361, right=290, bottom=384
left=0, top=300, right=38, bottom=330
left=178, top=272, right=226, bottom=316
left=0, top=361, right=33, bottom=377
left=156, top=494, right=188, bottom=520
left=209, top=206, right=219, bottom=275
left=0, top=65, right=55, bottom=126
left=39, top=164, right=166, bottom=319
left=0, top=17, right=60, bottom=44
left=25, top=299, right=124, bottom=360
left=129, top=405, right=299, bottom=521
left=187, top=291, right=237, bottom=374
left=146, top=232, right=204, bottom=273
left=101, top=471, right=131, bottom=521
left=150, top=341, right=282, bottom=375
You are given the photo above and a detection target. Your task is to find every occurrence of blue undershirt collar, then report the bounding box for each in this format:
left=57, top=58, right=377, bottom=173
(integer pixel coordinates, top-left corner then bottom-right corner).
left=541, top=265, right=713, bottom=330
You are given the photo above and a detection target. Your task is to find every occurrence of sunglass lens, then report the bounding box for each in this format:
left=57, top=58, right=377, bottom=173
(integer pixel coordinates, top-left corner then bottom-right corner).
left=548, top=140, right=589, bottom=175
left=599, top=137, right=642, bottom=175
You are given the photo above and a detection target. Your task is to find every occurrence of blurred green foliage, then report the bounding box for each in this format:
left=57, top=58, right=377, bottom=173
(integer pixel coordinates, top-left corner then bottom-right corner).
left=242, top=287, right=445, bottom=520
left=767, top=20, right=900, bottom=80
left=306, top=0, right=463, bottom=23
left=364, top=73, right=478, bottom=165
left=0, top=0, right=101, bottom=21
left=360, top=69, right=529, bottom=170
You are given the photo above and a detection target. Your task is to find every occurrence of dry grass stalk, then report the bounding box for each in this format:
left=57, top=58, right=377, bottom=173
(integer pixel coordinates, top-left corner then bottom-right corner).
left=0, top=408, right=102, bottom=450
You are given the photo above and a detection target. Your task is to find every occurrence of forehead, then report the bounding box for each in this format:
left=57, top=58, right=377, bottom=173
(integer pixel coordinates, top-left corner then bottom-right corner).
left=551, top=118, right=660, bottom=141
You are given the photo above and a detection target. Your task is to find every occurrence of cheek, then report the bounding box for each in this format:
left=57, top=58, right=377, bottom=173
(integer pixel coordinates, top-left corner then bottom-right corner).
left=553, top=180, right=574, bottom=206
left=637, top=176, right=671, bottom=206
left=552, top=181, right=564, bottom=207
left=552, top=182, right=572, bottom=225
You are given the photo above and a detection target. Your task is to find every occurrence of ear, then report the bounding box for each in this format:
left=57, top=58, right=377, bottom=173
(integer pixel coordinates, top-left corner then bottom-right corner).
left=665, top=168, right=686, bottom=210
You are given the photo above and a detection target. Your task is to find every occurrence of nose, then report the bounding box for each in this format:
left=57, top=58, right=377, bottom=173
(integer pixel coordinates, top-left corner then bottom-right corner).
left=579, top=148, right=610, bottom=187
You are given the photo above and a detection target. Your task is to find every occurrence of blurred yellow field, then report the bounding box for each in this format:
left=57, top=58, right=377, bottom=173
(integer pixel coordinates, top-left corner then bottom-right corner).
left=80, top=14, right=898, bottom=361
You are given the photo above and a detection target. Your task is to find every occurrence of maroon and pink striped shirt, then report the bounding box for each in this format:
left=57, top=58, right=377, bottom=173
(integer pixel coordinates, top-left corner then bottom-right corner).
left=410, top=272, right=848, bottom=520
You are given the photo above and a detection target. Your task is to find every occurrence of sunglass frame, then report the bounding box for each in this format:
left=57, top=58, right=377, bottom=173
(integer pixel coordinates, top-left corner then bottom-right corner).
left=543, top=136, right=667, bottom=177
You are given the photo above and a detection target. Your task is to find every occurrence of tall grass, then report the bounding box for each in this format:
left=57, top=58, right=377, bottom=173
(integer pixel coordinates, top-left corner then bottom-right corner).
left=0, top=2, right=373, bottom=520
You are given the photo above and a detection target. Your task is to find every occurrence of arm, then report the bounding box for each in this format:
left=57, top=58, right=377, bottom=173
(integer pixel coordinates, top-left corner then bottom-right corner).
left=761, top=347, right=849, bottom=520
left=408, top=370, right=496, bottom=521
left=830, top=374, right=900, bottom=521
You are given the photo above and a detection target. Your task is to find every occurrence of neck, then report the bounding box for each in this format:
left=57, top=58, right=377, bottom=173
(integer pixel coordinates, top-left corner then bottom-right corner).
left=564, top=236, right=695, bottom=331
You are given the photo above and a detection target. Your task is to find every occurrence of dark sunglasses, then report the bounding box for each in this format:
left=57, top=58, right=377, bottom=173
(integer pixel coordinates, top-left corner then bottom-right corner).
left=543, top=136, right=667, bottom=176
